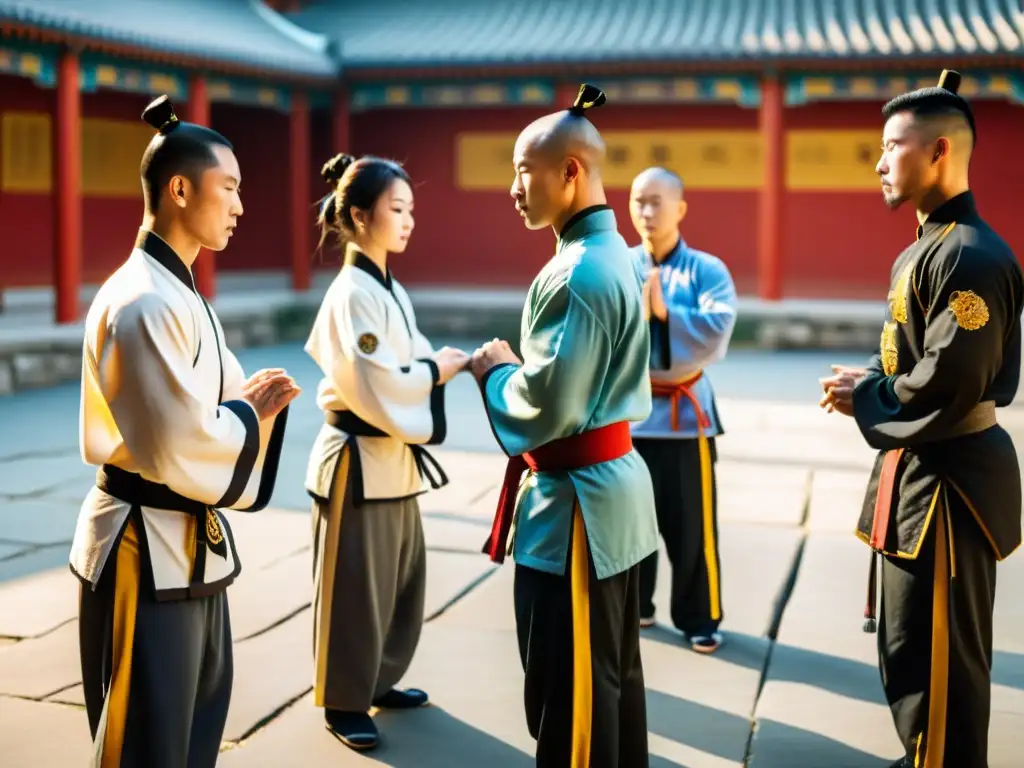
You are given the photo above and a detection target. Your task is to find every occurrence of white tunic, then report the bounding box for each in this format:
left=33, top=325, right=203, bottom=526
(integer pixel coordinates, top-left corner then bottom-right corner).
left=304, top=249, right=448, bottom=504
left=70, top=230, right=290, bottom=601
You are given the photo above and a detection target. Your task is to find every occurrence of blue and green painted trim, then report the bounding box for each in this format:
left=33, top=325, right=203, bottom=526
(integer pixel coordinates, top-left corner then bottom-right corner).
left=3, top=37, right=1022, bottom=111
left=786, top=72, right=1024, bottom=106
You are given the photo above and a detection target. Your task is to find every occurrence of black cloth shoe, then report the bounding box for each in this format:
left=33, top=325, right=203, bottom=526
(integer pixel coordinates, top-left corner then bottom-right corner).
left=325, top=710, right=378, bottom=751
left=372, top=687, right=429, bottom=709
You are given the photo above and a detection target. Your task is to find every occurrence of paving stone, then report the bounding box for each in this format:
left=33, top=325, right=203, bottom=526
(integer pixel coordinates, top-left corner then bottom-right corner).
left=806, top=468, right=873, bottom=532
left=228, top=547, right=313, bottom=642
left=0, top=544, right=72, bottom=584
left=219, top=624, right=535, bottom=767
left=227, top=508, right=314, bottom=572
left=225, top=613, right=313, bottom=743
left=0, top=496, right=82, bottom=545
left=46, top=682, right=85, bottom=706
left=716, top=461, right=808, bottom=526
left=0, top=619, right=80, bottom=698
left=0, top=696, right=92, bottom=767
left=0, top=454, right=95, bottom=499
left=0, top=542, right=30, bottom=559
left=421, top=513, right=492, bottom=553
left=0, top=567, right=78, bottom=638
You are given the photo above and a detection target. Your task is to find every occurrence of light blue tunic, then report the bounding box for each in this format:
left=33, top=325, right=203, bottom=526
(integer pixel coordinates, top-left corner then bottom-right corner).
left=630, top=238, right=738, bottom=439
left=482, top=207, right=659, bottom=580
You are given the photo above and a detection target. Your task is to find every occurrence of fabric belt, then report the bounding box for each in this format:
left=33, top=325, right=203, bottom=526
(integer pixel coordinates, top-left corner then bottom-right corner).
left=96, top=464, right=227, bottom=558
left=325, top=410, right=448, bottom=491
left=861, top=400, right=997, bottom=633
left=649, top=370, right=710, bottom=433
left=98, top=464, right=206, bottom=517
left=482, top=421, right=634, bottom=564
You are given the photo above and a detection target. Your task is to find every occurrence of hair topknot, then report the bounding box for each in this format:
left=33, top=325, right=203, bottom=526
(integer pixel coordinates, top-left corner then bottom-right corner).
left=321, top=153, right=356, bottom=185
left=141, top=95, right=180, bottom=134
left=881, top=68, right=977, bottom=144
left=568, top=83, right=607, bottom=117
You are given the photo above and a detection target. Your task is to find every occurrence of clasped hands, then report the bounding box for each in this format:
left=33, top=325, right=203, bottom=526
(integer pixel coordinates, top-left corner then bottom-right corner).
left=429, top=340, right=521, bottom=386
left=818, top=365, right=867, bottom=417
left=642, top=268, right=668, bottom=322
left=242, top=368, right=301, bottom=421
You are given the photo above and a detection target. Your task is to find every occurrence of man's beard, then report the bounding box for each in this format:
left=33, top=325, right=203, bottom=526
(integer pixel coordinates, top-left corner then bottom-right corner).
left=882, top=189, right=907, bottom=210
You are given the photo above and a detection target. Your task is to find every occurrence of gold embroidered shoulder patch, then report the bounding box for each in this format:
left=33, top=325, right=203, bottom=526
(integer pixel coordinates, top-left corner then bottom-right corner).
left=948, top=290, right=989, bottom=331
left=358, top=333, right=379, bottom=354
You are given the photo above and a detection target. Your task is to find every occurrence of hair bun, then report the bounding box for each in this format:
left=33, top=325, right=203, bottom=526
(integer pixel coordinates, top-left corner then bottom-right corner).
left=142, top=95, right=179, bottom=133
left=937, top=69, right=961, bottom=95
left=568, top=83, right=607, bottom=117
left=321, top=153, right=356, bottom=184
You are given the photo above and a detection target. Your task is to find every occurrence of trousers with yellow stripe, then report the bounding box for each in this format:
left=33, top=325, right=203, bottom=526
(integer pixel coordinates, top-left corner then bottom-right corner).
left=78, top=520, right=232, bottom=768
left=878, top=487, right=996, bottom=767
left=514, top=506, right=649, bottom=767
left=634, top=437, right=722, bottom=635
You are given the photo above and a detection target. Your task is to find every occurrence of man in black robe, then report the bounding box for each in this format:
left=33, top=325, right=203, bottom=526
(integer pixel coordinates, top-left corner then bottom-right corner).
left=820, top=70, right=1023, bottom=768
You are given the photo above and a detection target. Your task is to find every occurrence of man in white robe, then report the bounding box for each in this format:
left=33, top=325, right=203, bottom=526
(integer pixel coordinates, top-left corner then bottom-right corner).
left=71, top=95, right=299, bottom=768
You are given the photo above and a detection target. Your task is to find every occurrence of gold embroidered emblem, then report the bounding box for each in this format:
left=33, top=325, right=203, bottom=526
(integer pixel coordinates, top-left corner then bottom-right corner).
left=357, top=333, right=379, bottom=354
left=206, top=510, right=224, bottom=546
left=880, top=322, right=899, bottom=375
left=888, top=262, right=912, bottom=323
left=948, top=290, right=989, bottom=331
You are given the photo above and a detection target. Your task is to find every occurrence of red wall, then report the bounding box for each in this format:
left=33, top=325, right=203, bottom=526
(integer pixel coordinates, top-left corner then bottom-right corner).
left=348, top=99, right=1023, bottom=299
left=0, top=74, right=296, bottom=287
left=2, top=69, right=1020, bottom=302
left=349, top=103, right=761, bottom=292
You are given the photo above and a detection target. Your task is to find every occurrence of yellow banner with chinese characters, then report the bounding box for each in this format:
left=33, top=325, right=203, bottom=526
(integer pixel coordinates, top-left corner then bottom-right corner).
left=786, top=129, right=881, bottom=191
left=457, top=130, right=763, bottom=191
left=456, top=128, right=885, bottom=192
left=1, top=112, right=154, bottom=196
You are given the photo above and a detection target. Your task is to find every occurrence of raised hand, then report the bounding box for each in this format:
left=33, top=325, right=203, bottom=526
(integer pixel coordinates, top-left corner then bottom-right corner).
left=470, top=338, right=521, bottom=381
left=818, top=365, right=865, bottom=417
left=242, top=370, right=301, bottom=421
left=433, top=346, right=471, bottom=384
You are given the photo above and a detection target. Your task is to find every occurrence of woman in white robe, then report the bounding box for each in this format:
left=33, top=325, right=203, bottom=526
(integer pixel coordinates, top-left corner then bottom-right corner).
left=303, top=153, right=469, bottom=751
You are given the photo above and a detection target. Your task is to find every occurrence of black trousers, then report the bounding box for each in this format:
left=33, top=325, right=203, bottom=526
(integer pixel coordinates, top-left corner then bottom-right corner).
left=634, top=437, right=723, bottom=635
left=513, top=505, right=649, bottom=767
left=79, top=520, right=233, bottom=768
left=878, top=485, right=996, bottom=767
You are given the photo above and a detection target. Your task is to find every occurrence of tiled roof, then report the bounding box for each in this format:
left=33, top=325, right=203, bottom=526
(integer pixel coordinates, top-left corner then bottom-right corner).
left=289, top=0, right=1024, bottom=68
left=0, top=0, right=338, bottom=78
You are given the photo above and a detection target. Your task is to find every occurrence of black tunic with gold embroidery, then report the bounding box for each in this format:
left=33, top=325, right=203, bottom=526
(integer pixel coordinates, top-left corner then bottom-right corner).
left=853, top=190, right=1023, bottom=561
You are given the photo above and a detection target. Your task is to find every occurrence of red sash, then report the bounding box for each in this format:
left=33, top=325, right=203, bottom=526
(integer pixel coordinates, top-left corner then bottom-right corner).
left=869, top=449, right=904, bottom=549
left=650, top=370, right=711, bottom=432
left=482, top=421, right=634, bottom=564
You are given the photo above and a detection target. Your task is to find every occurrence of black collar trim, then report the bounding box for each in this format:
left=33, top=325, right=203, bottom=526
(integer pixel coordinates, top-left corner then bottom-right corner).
left=135, top=230, right=194, bottom=290
left=345, top=249, right=392, bottom=290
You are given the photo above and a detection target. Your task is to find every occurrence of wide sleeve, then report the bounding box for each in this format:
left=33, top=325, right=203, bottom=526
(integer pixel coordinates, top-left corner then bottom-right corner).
left=481, top=283, right=611, bottom=457
left=852, top=245, right=1010, bottom=450
left=651, top=256, right=737, bottom=372
left=308, top=287, right=445, bottom=445
left=99, top=293, right=262, bottom=508
left=218, top=344, right=290, bottom=512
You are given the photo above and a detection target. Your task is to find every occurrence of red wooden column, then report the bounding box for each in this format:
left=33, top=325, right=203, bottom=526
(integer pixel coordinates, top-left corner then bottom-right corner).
left=53, top=48, right=82, bottom=324
left=332, top=85, right=350, bottom=152
left=188, top=74, right=216, bottom=298
left=289, top=90, right=311, bottom=291
left=757, top=75, right=785, bottom=301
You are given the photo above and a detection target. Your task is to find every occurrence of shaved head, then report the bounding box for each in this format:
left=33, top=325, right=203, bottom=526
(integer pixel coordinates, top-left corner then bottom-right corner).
left=629, top=166, right=688, bottom=259
left=631, top=167, right=684, bottom=200
left=510, top=110, right=609, bottom=232
left=515, top=111, right=607, bottom=176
